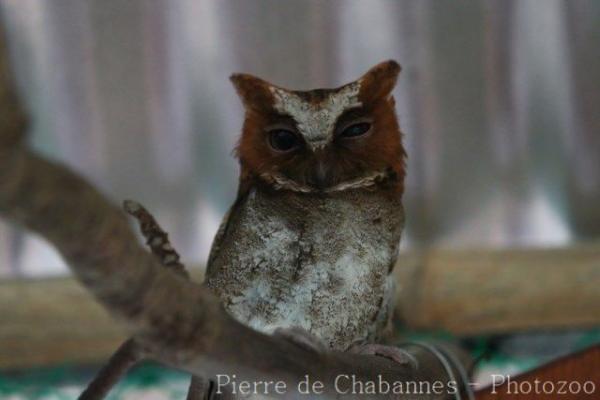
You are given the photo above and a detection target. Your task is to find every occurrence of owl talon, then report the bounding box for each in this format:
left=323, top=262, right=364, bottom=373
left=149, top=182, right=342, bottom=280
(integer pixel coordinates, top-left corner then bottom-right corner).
left=273, top=326, right=327, bottom=353
left=348, top=343, right=418, bottom=369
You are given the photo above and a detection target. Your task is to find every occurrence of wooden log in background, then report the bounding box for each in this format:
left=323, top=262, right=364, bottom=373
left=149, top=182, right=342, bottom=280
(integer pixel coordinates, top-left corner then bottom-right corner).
left=395, top=242, right=600, bottom=335
left=1, top=243, right=599, bottom=370
left=0, top=276, right=127, bottom=369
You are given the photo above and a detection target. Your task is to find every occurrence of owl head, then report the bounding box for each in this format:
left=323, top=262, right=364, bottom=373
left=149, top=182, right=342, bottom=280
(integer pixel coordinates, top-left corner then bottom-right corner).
left=231, top=60, right=406, bottom=195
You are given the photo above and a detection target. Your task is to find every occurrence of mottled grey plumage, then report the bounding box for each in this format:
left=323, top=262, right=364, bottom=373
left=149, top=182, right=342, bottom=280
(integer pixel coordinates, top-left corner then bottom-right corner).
left=205, top=182, right=403, bottom=351
left=205, top=60, right=406, bottom=361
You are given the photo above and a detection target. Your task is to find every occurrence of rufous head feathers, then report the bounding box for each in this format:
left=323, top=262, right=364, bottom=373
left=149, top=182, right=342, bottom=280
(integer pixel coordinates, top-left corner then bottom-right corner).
left=231, top=60, right=406, bottom=195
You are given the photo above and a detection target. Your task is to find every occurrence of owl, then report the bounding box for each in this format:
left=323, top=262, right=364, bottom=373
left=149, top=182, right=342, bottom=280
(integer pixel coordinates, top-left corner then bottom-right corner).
left=205, top=60, right=406, bottom=353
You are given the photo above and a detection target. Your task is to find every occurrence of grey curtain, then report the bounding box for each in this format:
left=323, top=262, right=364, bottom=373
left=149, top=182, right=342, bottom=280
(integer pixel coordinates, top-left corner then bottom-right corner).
left=1, top=0, right=598, bottom=277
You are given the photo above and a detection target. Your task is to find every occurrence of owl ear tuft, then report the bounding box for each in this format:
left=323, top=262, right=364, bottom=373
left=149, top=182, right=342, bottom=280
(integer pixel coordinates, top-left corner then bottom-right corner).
left=358, top=60, right=401, bottom=103
left=230, top=73, right=274, bottom=111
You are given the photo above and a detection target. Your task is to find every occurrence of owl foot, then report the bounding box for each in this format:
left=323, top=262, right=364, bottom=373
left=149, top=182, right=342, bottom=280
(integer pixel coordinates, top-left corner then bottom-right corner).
left=348, top=343, right=418, bottom=369
left=273, top=326, right=327, bottom=353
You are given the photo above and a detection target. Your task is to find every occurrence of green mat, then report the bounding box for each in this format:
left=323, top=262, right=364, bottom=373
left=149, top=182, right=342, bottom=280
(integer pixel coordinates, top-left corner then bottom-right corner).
left=0, top=363, right=190, bottom=400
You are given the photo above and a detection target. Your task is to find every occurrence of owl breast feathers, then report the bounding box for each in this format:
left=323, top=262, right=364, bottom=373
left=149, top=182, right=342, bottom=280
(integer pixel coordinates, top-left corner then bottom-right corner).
left=204, top=60, right=406, bottom=351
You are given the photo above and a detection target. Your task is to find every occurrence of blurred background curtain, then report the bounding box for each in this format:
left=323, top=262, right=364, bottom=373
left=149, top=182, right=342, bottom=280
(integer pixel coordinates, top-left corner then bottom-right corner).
left=0, top=0, right=598, bottom=277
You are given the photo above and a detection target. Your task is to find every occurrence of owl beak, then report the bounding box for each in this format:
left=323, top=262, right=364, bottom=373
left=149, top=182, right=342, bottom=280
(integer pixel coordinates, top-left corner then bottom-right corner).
left=308, top=159, right=330, bottom=190
left=307, top=138, right=328, bottom=151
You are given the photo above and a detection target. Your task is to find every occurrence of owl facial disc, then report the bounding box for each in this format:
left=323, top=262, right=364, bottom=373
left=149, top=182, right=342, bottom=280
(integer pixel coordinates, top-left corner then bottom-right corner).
left=269, top=82, right=362, bottom=150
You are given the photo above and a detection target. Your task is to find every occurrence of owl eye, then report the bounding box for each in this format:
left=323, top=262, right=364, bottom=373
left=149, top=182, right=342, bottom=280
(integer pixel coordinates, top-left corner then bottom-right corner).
left=268, top=129, right=300, bottom=152
left=340, top=122, right=371, bottom=138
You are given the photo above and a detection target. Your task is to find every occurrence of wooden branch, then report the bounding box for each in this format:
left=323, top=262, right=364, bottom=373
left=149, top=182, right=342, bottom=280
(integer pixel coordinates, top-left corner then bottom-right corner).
left=123, top=199, right=189, bottom=278
left=79, top=199, right=199, bottom=400
left=0, top=27, right=467, bottom=399
left=0, top=152, right=462, bottom=399
left=1, top=131, right=467, bottom=400
left=78, top=339, right=143, bottom=400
